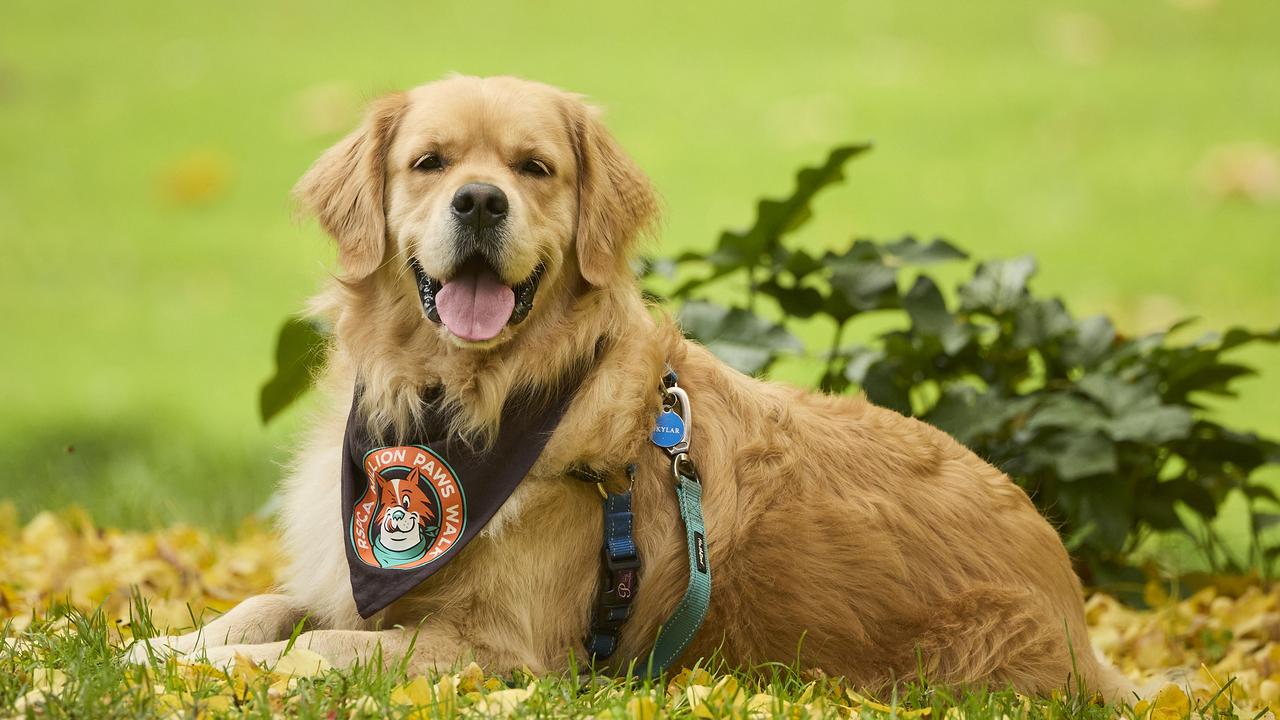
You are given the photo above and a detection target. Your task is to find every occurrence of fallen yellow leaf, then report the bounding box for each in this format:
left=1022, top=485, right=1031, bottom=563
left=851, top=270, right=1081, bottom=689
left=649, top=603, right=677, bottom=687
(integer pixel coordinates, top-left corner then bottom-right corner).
left=273, top=646, right=331, bottom=678
left=473, top=685, right=533, bottom=715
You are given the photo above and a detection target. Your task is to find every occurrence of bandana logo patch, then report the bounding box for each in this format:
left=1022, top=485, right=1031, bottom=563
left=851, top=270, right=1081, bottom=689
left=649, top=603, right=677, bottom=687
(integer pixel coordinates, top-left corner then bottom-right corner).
left=350, top=445, right=466, bottom=570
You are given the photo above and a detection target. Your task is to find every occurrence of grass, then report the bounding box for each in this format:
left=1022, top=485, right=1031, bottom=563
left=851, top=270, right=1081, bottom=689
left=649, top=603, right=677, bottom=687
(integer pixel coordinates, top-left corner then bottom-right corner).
left=3, top=505, right=1276, bottom=718
left=0, top=610, right=1139, bottom=720
left=1, top=3, right=1278, bottom=529
left=0, top=602, right=1257, bottom=719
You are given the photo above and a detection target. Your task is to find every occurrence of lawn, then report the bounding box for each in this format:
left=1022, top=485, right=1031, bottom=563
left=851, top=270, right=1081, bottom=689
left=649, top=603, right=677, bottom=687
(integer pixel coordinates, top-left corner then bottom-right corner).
left=1, top=1, right=1277, bottom=527
left=3, top=508, right=1278, bottom=718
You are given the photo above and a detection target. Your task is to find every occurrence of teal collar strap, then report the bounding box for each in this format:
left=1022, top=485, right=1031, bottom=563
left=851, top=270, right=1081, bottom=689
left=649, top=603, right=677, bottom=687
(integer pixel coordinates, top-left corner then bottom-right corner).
left=639, top=367, right=712, bottom=678
left=643, top=466, right=710, bottom=677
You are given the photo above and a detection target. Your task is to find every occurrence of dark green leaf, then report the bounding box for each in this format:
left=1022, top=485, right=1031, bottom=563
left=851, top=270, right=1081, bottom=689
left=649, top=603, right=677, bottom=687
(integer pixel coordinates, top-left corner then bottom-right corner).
left=757, top=279, right=826, bottom=318
left=1244, top=483, right=1280, bottom=506
left=925, top=387, right=1034, bottom=444
left=1071, top=476, right=1133, bottom=552
left=260, top=316, right=328, bottom=424
left=958, top=256, right=1037, bottom=314
left=816, top=287, right=857, bottom=323
left=903, top=276, right=971, bottom=355
left=1137, top=480, right=1191, bottom=530
left=1170, top=479, right=1219, bottom=518
left=823, top=239, right=883, bottom=269
left=1011, top=298, right=1074, bottom=349
left=1167, top=362, right=1257, bottom=399
left=859, top=357, right=913, bottom=415
left=1054, top=431, right=1117, bottom=481
left=1025, top=394, right=1109, bottom=434
left=1180, top=425, right=1280, bottom=474
left=1062, top=521, right=1097, bottom=552
left=1077, top=373, right=1161, bottom=416
left=1220, top=325, right=1280, bottom=351
left=880, top=236, right=969, bottom=266
left=783, top=248, right=824, bottom=279
left=842, top=346, right=883, bottom=384
left=829, top=259, right=899, bottom=312
left=1064, top=315, right=1117, bottom=368
left=1105, top=401, right=1195, bottom=443
left=677, top=301, right=803, bottom=376
left=1253, top=513, right=1280, bottom=531
left=903, top=276, right=949, bottom=335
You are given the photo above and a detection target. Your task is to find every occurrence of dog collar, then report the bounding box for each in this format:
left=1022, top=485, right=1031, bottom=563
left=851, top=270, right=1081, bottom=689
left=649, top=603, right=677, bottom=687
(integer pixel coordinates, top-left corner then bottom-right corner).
left=339, top=367, right=588, bottom=618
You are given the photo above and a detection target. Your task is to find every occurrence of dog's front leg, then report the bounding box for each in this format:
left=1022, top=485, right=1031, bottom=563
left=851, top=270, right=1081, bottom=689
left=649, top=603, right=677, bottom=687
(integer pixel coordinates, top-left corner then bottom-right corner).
left=126, top=593, right=308, bottom=663
left=194, top=626, right=469, bottom=674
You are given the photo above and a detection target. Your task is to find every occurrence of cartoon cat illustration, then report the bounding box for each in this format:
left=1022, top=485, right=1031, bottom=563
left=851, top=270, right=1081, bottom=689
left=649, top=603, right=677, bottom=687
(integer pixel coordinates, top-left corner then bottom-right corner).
left=371, top=466, right=437, bottom=567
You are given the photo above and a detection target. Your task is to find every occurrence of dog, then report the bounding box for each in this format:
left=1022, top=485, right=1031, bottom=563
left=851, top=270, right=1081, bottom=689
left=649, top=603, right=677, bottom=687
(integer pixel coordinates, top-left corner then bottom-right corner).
left=132, top=75, right=1131, bottom=700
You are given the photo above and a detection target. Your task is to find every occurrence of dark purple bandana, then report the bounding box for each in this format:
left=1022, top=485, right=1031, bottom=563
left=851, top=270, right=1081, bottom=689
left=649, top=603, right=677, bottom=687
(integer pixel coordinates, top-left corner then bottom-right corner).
left=341, top=373, right=586, bottom=618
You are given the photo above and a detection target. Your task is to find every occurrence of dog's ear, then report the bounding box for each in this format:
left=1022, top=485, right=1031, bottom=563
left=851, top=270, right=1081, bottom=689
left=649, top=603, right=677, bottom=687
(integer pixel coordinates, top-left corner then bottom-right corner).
left=569, top=101, right=659, bottom=287
left=294, top=92, right=409, bottom=281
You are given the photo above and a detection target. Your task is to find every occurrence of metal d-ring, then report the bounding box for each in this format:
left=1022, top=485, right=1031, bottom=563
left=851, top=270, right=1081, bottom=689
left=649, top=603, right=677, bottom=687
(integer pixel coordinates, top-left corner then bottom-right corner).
left=596, top=464, right=639, bottom=499
left=672, top=452, right=699, bottom=483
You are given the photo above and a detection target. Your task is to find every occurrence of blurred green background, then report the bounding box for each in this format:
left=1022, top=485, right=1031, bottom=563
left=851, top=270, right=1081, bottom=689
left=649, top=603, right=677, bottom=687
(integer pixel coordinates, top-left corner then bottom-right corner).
left=1, top=1, right=1277, bottom=529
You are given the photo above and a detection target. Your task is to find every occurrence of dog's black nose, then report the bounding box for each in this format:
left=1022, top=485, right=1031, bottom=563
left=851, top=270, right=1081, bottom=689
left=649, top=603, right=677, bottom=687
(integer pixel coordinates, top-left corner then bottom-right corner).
left=451, top=183, right=508, bottom=230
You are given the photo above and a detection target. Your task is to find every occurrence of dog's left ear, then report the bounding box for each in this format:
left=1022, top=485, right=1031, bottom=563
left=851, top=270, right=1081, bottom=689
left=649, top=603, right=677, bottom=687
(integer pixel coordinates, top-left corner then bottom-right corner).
left=568, top=101, right=659, bottom=287
left=294, top=92, right=409, bottom=281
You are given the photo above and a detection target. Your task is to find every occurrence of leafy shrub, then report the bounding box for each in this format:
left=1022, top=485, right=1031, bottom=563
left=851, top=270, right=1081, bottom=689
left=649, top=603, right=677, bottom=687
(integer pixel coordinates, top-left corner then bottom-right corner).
left=265, top=146, right=1279, bottom=585
left=641, top=146, right=1280, bottom=585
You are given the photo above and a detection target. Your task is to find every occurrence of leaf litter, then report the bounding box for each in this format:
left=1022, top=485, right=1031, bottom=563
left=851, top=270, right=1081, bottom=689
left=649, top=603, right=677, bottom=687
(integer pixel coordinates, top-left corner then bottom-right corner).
left=4, top=505, right=1280, bottom=718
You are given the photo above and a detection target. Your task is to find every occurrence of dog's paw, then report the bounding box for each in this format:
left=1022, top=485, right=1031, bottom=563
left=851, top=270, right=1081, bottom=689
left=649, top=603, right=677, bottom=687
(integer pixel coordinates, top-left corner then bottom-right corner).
left=123, top=634, right=202, bottom=664
left=123, top=637, right=172, bottom=664
left=191, top=644, right=266, bottom=672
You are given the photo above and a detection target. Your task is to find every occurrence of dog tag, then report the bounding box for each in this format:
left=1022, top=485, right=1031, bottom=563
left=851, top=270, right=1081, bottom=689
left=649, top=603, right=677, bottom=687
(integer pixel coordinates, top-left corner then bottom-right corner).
left=651, top=410, right=686, bottom=449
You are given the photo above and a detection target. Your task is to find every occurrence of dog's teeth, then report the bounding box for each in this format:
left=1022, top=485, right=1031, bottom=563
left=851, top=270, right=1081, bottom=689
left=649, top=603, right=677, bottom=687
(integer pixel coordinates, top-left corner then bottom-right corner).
left=409, top=257, right=445, bottom=324
left=510, top=297, right=533, bottom=324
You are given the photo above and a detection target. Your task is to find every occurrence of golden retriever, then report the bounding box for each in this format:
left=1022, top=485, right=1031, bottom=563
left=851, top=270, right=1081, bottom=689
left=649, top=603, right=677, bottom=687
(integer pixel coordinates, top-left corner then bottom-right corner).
left=132, top=75, right=1130, bottom=700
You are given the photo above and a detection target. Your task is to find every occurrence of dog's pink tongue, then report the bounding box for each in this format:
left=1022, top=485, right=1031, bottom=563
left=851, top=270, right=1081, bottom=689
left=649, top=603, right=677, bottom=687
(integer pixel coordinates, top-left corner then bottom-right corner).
left=435, top=268, right=515, bottom=342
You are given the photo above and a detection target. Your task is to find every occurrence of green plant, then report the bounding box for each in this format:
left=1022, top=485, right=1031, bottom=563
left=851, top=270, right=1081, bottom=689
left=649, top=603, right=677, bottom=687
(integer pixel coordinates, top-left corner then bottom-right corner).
left=263, top=146, right=1280, bottom=585
left=643, top=146, right=1280, bottom=585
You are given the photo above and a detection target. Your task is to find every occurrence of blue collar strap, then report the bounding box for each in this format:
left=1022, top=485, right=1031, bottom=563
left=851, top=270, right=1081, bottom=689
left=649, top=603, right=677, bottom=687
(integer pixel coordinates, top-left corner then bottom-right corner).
left=584, top=466, right=640, bottom=660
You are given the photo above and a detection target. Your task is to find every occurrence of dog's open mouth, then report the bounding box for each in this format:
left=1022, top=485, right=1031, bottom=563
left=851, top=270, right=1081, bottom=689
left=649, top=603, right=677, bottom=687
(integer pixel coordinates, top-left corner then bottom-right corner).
left=410, top=255, right=542, bottom=342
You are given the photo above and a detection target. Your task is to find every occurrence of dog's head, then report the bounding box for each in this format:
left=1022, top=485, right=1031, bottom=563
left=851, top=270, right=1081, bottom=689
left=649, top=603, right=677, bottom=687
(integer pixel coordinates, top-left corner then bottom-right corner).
left=295, top=75, right=658, bottom=349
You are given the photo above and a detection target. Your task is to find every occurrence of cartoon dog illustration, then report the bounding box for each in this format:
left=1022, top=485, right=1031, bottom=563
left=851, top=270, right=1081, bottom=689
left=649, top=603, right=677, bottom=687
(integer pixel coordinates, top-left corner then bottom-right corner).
left=371, top=467, right=437, bottom=568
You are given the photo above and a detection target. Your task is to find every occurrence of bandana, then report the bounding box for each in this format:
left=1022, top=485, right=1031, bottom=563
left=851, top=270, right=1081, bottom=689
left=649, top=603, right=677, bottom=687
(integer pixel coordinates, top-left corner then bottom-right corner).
left=341, top=369, right=587, bottom=618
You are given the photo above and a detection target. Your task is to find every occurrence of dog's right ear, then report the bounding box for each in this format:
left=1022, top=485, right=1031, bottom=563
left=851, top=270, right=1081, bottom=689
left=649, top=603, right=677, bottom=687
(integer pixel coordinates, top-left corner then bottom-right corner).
left=294, top=92, right=408, bottom=281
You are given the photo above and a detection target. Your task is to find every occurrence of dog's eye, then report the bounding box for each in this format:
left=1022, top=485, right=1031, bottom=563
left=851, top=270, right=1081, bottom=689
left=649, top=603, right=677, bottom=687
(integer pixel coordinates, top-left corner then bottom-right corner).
left=519, top=158, right=552, bottom=177
left=413, top=153, right=444, bottom=172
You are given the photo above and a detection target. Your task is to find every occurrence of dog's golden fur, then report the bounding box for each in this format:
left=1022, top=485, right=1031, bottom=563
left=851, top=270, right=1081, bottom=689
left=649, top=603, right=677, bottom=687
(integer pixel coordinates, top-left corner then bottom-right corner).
left=135, top=76, right=1130, bottom=699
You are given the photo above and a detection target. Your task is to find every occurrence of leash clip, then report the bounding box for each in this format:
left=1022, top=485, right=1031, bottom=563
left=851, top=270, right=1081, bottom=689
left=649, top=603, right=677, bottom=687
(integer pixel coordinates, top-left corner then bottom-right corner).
left=658, top=385, right=692, bottom=457
left=653, top=375, right=698, bottom=484
left=671, top=452, right=699, bottom=484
